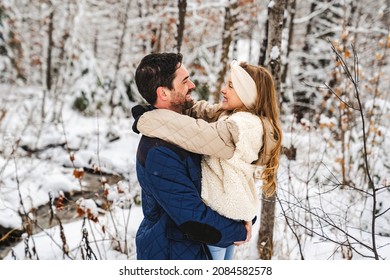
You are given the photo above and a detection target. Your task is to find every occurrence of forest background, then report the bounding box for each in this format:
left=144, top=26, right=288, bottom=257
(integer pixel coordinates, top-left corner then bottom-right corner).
left=0, top=0, right=389, bottom=260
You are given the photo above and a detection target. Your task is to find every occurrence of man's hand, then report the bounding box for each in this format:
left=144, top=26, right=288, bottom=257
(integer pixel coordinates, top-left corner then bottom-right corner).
left=131, top=104, right=152, bottom=134
left=234, top=220, right=252, bottom=246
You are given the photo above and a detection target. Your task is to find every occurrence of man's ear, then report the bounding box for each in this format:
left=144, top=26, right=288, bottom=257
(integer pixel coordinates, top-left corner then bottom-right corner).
left=156, top=86, right=168, bottom=101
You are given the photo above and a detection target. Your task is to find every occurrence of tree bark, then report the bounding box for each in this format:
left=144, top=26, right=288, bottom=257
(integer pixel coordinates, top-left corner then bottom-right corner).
left=46, top=9, right=54, bottom=91
left=258, top=18, right=268, bottom=66
left=258, top=192, right=277, bottom=259
left=265, top=0, right=285, bottom=105
left=281, top=0, right=296, bottom=85
left=212, top=1, right=238, bottom=103
left=257, top=0, right=285, bottom=260
left=109, top=0, right=132, bottom=118
left=176, top=0, right=187, bottom=53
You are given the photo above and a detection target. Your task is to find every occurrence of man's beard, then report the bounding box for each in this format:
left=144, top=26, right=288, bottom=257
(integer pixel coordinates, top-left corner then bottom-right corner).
left=169, top=91, right=194, bottom=113
left=183, top=98, right=194, bottom=111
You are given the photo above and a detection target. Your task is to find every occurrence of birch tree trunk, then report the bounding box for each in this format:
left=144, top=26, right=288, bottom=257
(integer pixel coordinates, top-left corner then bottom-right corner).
left=257, top=0, right=285, bottom=260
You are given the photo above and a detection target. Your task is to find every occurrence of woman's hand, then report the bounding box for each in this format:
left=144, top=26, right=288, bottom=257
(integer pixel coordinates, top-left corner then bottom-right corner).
left=234, top=220, right=252, bottom=246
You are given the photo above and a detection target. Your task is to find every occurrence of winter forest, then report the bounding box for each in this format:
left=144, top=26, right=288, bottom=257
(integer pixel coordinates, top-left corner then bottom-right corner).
left=0, top=0, right=389, bottom=261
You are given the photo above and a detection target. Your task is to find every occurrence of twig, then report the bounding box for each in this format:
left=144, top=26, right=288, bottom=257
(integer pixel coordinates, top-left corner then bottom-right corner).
left=276, top=194, right=305, bottom=259
left=325, top=41, right=379, bottom=259
left=81, top=227, right=97, bottom=260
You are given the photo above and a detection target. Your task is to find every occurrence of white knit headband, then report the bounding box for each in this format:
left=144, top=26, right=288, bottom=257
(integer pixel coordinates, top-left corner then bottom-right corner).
left=230, top=60, right=257, bottom=109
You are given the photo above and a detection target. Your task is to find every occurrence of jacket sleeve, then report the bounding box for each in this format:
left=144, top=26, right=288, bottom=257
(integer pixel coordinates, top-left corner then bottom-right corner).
left=185, top=100, right=225, bottom=121
left=137, top=109, right=238, bottom=160
left=145, top=147, right=247, bottom=247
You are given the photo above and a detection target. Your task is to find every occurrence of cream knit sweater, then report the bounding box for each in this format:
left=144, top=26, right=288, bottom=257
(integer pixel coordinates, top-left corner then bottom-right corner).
left=200, top=112, right=262, bottom=220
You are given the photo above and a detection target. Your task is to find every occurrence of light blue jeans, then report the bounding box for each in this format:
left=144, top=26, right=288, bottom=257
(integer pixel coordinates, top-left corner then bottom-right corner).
left=207, top=244, right=235, bottom=260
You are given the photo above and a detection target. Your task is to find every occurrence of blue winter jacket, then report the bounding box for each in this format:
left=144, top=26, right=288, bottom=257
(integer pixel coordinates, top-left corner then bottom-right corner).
left=135, top=135, right=247, bottom=260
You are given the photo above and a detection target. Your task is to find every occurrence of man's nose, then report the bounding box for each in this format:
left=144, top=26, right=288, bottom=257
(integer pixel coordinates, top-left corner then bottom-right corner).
left=188, top=79, right=196, bottom=89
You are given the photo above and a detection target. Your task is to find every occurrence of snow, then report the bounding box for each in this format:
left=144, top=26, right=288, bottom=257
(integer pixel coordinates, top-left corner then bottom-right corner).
left=268, top=1, right=276, bottom=9
left=1, top=81, right=389, bottom=262
left=270, top=46, right=280, bottom=60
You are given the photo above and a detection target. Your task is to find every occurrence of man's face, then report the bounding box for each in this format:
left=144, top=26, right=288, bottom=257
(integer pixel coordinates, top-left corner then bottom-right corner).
left=167, top=64, right=196, bottom=113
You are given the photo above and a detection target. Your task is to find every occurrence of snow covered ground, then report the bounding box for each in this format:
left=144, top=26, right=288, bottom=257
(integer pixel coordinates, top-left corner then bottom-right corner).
left=1, top=84, right=389, bottom=261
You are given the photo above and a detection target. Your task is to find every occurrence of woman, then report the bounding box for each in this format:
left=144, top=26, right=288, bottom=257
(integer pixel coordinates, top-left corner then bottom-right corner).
left=133, top=60, right=282, bottom=259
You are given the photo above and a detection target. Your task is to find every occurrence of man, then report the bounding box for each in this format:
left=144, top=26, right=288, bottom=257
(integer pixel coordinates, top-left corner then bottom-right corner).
left=132, top=53, right=250, bottom=260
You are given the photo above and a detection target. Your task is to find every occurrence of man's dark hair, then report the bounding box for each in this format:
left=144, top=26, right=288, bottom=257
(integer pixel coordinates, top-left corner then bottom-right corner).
left=135, top=53, right=183, bottom=105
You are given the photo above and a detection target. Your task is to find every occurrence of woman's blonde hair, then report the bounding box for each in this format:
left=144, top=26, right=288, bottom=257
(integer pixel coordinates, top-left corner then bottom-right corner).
left=239, top=62, right=282, bottom=197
